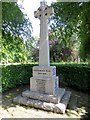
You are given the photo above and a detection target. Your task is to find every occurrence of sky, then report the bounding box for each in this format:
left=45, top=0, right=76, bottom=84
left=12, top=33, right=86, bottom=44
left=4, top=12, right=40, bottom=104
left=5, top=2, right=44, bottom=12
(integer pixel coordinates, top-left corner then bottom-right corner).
left=18, top=0, right=56, bottom=37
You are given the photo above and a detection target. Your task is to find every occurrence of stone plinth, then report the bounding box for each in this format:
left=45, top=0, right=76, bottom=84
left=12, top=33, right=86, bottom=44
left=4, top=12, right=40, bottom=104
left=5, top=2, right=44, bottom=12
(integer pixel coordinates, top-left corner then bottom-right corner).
left=22, top=88, right=65, bottom=104
left=30, top=76, right=58, bottom=95
left=30, top=66, right=59, bottom=95
left=13, top=90, right=71, bottom=114
left=33, top=66, right=56, bottom=77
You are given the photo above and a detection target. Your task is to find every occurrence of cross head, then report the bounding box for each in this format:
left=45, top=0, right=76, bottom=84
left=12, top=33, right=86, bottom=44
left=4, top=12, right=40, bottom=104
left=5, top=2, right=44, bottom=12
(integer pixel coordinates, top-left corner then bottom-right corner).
left=34, top=1, right=54, bottom=19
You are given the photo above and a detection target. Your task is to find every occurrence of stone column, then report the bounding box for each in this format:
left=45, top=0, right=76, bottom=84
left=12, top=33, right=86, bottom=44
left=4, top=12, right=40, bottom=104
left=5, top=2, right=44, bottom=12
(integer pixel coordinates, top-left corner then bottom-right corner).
left=30, top=1, right=58, bottom=95
left=34, top=1, right=54, bottom=66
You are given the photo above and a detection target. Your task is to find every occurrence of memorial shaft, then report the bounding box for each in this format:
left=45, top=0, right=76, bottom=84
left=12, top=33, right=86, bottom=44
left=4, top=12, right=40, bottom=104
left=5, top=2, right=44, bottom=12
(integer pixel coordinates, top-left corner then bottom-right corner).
left=39, top=2, right=49, bottom=66
left=39, top=4, right=50, bottom=66
left=34, top=1, right=54, bottom=66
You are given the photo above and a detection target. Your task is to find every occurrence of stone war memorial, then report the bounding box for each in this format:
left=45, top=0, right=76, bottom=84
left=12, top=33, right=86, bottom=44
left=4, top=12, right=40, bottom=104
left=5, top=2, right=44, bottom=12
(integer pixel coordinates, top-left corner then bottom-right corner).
left=13, top=1, right=71, bottom=114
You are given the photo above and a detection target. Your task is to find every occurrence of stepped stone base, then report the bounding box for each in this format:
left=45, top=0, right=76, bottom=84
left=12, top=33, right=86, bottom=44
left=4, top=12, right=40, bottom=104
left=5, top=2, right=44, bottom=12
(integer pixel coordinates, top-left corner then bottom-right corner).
left=13, top=88, right=71, bottom=114
left=22, top=88, right=65, bottom=104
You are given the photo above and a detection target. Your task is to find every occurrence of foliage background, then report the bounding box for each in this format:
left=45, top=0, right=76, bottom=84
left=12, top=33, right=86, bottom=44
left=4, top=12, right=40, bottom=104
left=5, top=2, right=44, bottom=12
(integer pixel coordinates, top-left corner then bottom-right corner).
left=2, top=64, right=90, bottom=92
left=49, top=2, right=90, bottom=62
left=1, top=2, right=32, bottom=63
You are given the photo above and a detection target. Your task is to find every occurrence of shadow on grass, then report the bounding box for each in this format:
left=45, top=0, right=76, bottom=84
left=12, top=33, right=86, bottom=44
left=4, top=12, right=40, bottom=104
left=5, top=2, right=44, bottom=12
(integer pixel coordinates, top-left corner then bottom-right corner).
left=2, top=84, right=89, bottom=119
left=2, top=84, right=29, bottom=109
left=66, top=86, right=89, bottom=119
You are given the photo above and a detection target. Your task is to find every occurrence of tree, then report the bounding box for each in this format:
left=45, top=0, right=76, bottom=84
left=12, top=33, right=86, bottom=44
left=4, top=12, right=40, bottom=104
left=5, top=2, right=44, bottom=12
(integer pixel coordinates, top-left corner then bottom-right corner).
left=2, top=2, right=32, bottom=38
left=1, top=2, right=32, bottom=63
left=50, top=2, right=90, bottom=61
left=2, top=32, right=27, bottom=63
left=25, top=36, right=39, bottom=62
left=79, top=3, right=90, bottom=61
left=49, top=30, right=72, bottom=62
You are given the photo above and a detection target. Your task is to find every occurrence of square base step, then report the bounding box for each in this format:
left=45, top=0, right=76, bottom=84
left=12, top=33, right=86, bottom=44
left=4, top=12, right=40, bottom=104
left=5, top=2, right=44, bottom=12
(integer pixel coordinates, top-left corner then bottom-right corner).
left=13, top=89, right=71, bottom=114
left=22, top=88, right=65, bottom=104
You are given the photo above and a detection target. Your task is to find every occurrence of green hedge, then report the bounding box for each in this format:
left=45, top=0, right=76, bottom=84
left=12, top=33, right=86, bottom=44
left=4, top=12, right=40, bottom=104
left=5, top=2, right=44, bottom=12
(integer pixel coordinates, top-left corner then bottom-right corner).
left=54, top=64, right=90, bottom=92
left=1, top=64, right=34, bottom=92
left=1, top=64, right=90, bottom=92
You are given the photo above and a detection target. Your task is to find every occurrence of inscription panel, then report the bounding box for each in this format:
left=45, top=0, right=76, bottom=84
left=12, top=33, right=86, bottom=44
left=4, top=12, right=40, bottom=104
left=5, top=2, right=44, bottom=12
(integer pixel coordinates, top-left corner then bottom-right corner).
left=30, top=77, right=57, bottom=94
left=36, top=79, right=46, bottom=93
left=33, top=66, right=56, bottom=77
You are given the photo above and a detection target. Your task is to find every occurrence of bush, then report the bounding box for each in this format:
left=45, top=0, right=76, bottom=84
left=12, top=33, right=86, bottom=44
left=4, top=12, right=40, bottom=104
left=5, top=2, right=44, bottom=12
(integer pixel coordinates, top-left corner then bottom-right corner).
left=1, top=64, right=34, bottom=92
left=54, top=64, right=90, bottom=92
left=1, top=63, right=90, bottom=92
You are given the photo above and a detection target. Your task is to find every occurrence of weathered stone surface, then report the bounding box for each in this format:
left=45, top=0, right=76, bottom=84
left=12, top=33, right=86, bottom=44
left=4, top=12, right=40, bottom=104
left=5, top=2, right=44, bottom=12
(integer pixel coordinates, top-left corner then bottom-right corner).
left=56, top=91, right=71, bottom=113
left=22, top=88, right=65, bottom=104
left=33, top=66, right=56, bottom=77
left=34, top=2, right=54, bottom=66
left=61, top=91, right=71, bottom=105
left=13, top=90, right=71, bottom=114
left=30, top=76, right=59, bottom=95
